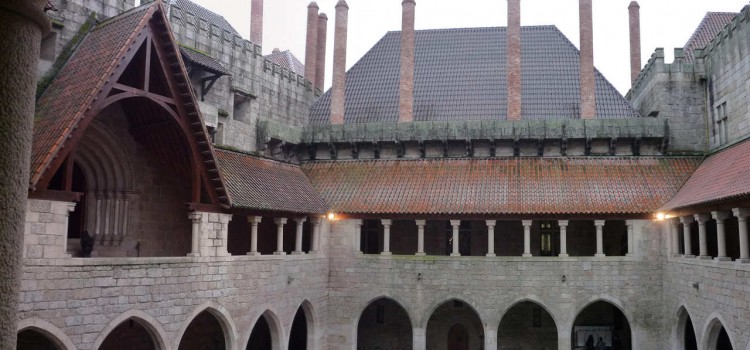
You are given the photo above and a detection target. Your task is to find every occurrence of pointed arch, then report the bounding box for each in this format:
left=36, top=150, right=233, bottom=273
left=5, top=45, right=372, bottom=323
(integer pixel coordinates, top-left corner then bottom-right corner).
left=16, top=318, right=76, bottom=350
left=175, top=302, right=238, bottom=350
left=242, top=308, right=285, bottom=350
left=571, top=296, right=633, bottom=350
left=674, top=305, right=698, bottom=350
left=419, top=296, right=484, bottom=329
left=499, top=296, right=560, bottom=329
left=498, top=297, right=559, bottom=350
left=702, top=313, right=736, bottom=350
left=89, top=309, right=168, bottom=350
left=424, top=298, right=485, bottom=350
left=354, top=296, right=414, bottom=350
left=289, top=300, right=318, bottom=350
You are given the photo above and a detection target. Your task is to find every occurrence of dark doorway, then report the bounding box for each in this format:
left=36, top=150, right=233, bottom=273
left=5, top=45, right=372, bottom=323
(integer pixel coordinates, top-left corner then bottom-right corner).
left=16, top=329, right=60, bottom=350
left=497, top=301, right=558, bottom=349
left=357, top=298, right=412, bottom=349
left=716, top=327, right=733, bottom=350
left=426, top=300, right=483, bottom=349
left=67, top=163, right=87, bottom=239
left=178, top=311, right=226, bottom=350
left=100, top=319, right=158, bottom=350
left=684, top=315, right=697, bottom=350
left=447, top=324, right=469, bottom=350
left=288, top=308, right=307, bottom=350
left=361, top=220, right=381, bottom=254
left=247, top=315, right=272, bottom=350
left=571, top=301, right=631, bottom=350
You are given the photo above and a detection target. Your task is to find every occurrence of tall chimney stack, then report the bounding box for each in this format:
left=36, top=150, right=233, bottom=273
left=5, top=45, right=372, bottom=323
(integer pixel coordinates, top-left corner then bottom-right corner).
left=250, top=0, right=263, bottom=45
left=330, top=0, right=349, bottom=124
left=578, top=0, right=596, bottom=119
left=304, top=2, right=319, bottom=88
left=507, top=0, right=521, bottom=120
left=628, top=1, right=641, bottom=85
left=398, top=0, right=417, bottom=123
left=315, top=13, right=328, bottom=90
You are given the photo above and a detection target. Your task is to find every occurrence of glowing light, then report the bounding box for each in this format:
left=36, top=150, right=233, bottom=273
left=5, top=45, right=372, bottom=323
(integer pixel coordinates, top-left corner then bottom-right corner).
left=655, top=212, right=666, bottom=221
left=327, top=212, right=337, bottom=221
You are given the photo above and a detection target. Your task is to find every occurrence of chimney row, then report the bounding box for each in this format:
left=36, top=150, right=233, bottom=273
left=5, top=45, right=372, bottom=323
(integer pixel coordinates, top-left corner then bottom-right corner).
left=398, top=0, right=417, bottom=123
left=250, top=0, right=263, bottom=46
left=315, top=13, right=328, bottom=90
left=628, top=1, right=641, bottom=85
left=579, top=0, right=596, bottom=119
left=330, top=0, right=349, bottom=124
left=304, top=2, right=319, bottom=89
left=507, top=0, right=522, bottom=120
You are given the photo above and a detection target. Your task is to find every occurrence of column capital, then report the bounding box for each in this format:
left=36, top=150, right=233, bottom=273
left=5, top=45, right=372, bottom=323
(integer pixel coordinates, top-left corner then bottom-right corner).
left=294, top=216, right=307, bottom=224
left=485, top=220, right=496, bottom=227
left=310, top=216, right=322, bottom=225
left=679, top=216, right=695, bottom=224
left=594, top=220, right=606, bottom=227
left=247, top=216, right=262, bottom=224
left=381, top=219, right=392, bottom=226
left=669, top=217, right=681, bottom=227
left=188, top=212, right=203, bottom=222
left=732, top=208, right=750, bottom=220
left=711, top=211, right=730, bottom=221
left=65, top=202, right=77, bottom=214
left=625, top=219, right=634, bottom=227
left=274, top=217, right=287, bottom=225
left=450, top=220, right=461, bottom=227
left=521, top=220, right=532, bottom=227
left=354, top=219, right=363, bottom=226
left=558, top=220, right=569, bottom=227
left=414, top=219, right=426, bottom=226
left=693, top=213, right=711, bottom=223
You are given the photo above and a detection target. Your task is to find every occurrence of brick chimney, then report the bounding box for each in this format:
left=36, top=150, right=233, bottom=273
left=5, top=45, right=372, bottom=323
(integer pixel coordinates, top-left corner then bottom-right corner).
left=579, top=0, right=596, bottom=119
left=304, top=2, right=319, bottom=88
left=315, top=13, right=328, bottom=90
left=330, top=0, right=349, bottom=124
left=398, top=0, right=416, bottom=123
left=250, top=0, right=263, bottom=45
left=507, top=0, right=521, bottom=120
left=629, top=1, right=641, bottom=85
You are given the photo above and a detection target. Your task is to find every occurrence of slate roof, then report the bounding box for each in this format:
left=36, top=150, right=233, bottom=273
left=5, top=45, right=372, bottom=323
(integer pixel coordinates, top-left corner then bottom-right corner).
left=180, top=46, right=230, bottom=75
left=661, top=140, right=750, bottom=211
left=302, top=157, right=701, bottom=215
left=265, top=49, right=305, bottom=75
left=216, top=150, right=329, bottom=214
left=168, top=0, right=238, bottom=36
left=683, top=12, right=737, bottom=62
left=309, top=26, right=640, bottom=124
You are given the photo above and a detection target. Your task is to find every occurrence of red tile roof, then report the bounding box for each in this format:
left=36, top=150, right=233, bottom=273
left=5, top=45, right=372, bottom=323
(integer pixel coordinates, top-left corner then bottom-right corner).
left=661, top=140, right=750, bottom=211
left=683, top=12, right=737, bottom=62
left=302, top=157, right=701, bottom=216
left=215, top=150, right=329, bottom=215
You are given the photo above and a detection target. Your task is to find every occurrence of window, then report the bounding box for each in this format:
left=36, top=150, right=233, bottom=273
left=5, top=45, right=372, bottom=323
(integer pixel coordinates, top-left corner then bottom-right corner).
left=539, top=221, right=559, bottom=256
left=716, top=102, right=728, bottom=146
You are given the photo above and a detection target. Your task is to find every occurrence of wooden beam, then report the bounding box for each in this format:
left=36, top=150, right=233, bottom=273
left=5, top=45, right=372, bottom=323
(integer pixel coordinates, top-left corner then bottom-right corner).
left=144, top=35, right=152, bottom=92
left=112, top=83, right=175, bottom=105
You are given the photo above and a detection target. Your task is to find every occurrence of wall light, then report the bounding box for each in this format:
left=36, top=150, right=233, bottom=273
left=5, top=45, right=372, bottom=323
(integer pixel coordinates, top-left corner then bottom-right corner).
left=655, top=212, right=666, bottom=221
left=326, top=212, right=337, bottom=221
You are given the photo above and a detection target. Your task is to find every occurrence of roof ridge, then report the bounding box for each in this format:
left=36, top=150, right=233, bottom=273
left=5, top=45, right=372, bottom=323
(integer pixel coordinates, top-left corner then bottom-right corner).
left=302, top=155, right=703, bottom=165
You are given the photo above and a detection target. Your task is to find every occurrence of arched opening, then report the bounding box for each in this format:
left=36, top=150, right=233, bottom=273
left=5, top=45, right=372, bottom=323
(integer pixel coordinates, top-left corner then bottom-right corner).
left=675, top=307, right=697, bottom=350
left=571, top=301, right=631, bottom=350
left=717, top=328, right=733, bottom=350
left=178, top=311, right=227, bottom=350
left=288, top=308, right=307, bottom=350
left=426, top=299, right=483, bottom=350
left=99, top=318, right=159, bottom=350
left=684, top=317, right=697, bottom=350
left=16, top=329, right=61, bottom=350
left=357, top=298, right=413, bottom=349
left=247, top=316, right=273, bottom=350
left=497, top=301, right=558, bottom=349
left=705, top=319, right=734, bottom=350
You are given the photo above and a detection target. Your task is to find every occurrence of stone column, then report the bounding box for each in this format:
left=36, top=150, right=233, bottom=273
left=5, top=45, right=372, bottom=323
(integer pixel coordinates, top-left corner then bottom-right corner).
left=381, top=219, right=392, bottom=255
left=413, top=327, right=426, bottom=350
left=247, top=216, right=262, bottom=256
left=522, top=220, right=532, bottom=257
left=594, top=220, right=605, bottom=257
left=559, top=220, right=569, bottom=257
left=310, top=216, right=322, bottom=254
left=670, top=218, right=681, bottom=256
left=0, top=1, right=49, bottom=344
left=188, top=212, right=202, bottom=257
left=293, top=216, right=307, bottom=255
left=680, top=216, right=695, bottom=258
left=415, top=220, right=426, bottom=256
left=486, top=220, right=496, bottom=257
left=732, top=208, right=750, bottom=263
left=484, top=324, right=498, bottom=350
left=354, top=219, right=362, bottom=253
left=712, top=211, right=730, bottom=261
left=625, top=220, right=634, bottom=257
left=274, top=218, right=287, bottom=255
left=694, top=213, right=711, bottom=259
left=450, top=220, right=461, bottom=256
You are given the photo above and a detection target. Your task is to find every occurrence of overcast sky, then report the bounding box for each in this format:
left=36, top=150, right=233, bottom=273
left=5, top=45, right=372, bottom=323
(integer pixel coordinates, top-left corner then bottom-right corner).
left=187, top=0, right=748, bottom=95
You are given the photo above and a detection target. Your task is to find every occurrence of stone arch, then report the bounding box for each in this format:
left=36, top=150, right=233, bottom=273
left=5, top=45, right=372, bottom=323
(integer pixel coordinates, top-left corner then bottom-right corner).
left=497, top=297, right=560, bottom=350
left=673, top=305, right=698, bottom=350
left=571, top=296, right=634, bottom=350
left=89, top=309, right=168, bottom=350
left=424, top=298, right=485, bottom=350
left=288, top=300, right=317, bottom=350
left=418, top=296, right=484, bottom=329
left=702, top=313, right=736, bottom=350
left=242, top=308, right=285, bottom=350
left=499, top=296, right=560, bottom=330
left=16, top=318, right=76, bottom=350
left=175, top=302, right=238, bottom=350
left=354, top=296, right=415, bottom=350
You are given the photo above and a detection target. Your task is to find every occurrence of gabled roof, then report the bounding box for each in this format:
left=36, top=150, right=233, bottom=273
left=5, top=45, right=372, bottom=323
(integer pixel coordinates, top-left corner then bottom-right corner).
left=309, top=26, right=639, bottom=124
left=216, top=150, right=329, bottom=215
left=661, top=139, right=750, bottom=211
left=302, top=157, right=701, bottom=216
left=265, top=49, right=305, bottom=75
left=168, top=0, right=238, bottom=36
left=180, top=46, right=230, bottom=75
left=683, top=12, right=737, bottom=62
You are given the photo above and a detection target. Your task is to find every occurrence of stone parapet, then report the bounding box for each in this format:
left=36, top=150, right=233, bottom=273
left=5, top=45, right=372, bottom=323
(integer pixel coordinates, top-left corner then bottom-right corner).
left=24, top=200, right=75, bottom=259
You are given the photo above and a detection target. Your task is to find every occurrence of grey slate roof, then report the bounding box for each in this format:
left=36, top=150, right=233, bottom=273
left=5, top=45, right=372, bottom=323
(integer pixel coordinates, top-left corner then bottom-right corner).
left=682, top=12, right=737, bottom=62
left=169, top=0, right=239, bottom=36
left=180, top=47, right=230, bottom=75
left=309, top=26, right=640, bottom=124
left=265, top=49, right=305, bottom=75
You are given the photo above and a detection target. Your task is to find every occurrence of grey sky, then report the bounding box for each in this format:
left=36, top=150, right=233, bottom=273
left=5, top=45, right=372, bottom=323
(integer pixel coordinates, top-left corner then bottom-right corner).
left=189, top=0, right=748, bottom=95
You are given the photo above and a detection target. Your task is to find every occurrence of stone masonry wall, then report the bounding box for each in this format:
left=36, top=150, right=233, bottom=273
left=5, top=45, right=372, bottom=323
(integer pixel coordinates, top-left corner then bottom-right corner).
left=24, top=200, right=75, bottom=259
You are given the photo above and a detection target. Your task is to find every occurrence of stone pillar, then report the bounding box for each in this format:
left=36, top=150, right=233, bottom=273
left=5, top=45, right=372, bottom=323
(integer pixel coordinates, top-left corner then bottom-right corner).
left=594, top=220, right=605, bottom=257
left=398, top=0, right=416, bottom=122
left=354, top=219, right=362, bottom=253
left=311, top=216, right=322, bottom=254
left=579, top=0, right=596, bottom=119
left=625, top=220, right=634, bottom=257
left=450, top=220, right=461, bottom=256
left=329, top=0, right=349, bottom=124
left=381, top=219, right=392, bottom=255
left=218, top=214, right=231, bottom=257
left=680, top=216, right=695, bottom=258
left=247, top=216, right=262, bottom=256
left=251, top=0, right=264, bottom=45
left=413, top=327, right=426, bottom=350
left=486, top=220, right=496, bottom=257
left=304, top=2, right=319, bottom=86
left=506, top=0, right=522, bottom=120
left=315, top=13, right=328, bottom=90
left=415, top=220, right=426, bottom=256
left=559, top=220, right=569, bottom=257
left=732, top=208, right=750, bottom=262
left=293, top=216, right=307, bottom=255
left=484, top=324, right=498, bottom=350
left=274, top=218, right=287, bottom=255
left=628, top=1, right=641, bottom=85
left=694, top=213, right=711, bottom=259
left=670, top=218, right=680, bottom=256
left=522, top=220, right=532, bottom=257
left=188, top=212, right=202, bottom=257
left=712, top=211, right=730, bottom=261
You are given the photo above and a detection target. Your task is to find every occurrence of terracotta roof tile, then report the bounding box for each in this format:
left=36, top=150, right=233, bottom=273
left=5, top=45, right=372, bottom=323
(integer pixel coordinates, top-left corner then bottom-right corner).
left=216, top=150, right=329, bottom=214
left=661, top=140, right=750, bottom=210
left=683, top=12, right=737, bottom=62
left=302, top=157, right=701, bottom=215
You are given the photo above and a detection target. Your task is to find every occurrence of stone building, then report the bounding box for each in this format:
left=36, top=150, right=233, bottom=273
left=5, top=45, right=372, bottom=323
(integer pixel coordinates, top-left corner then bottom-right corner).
left=11, top=0, right=750, bottom=349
